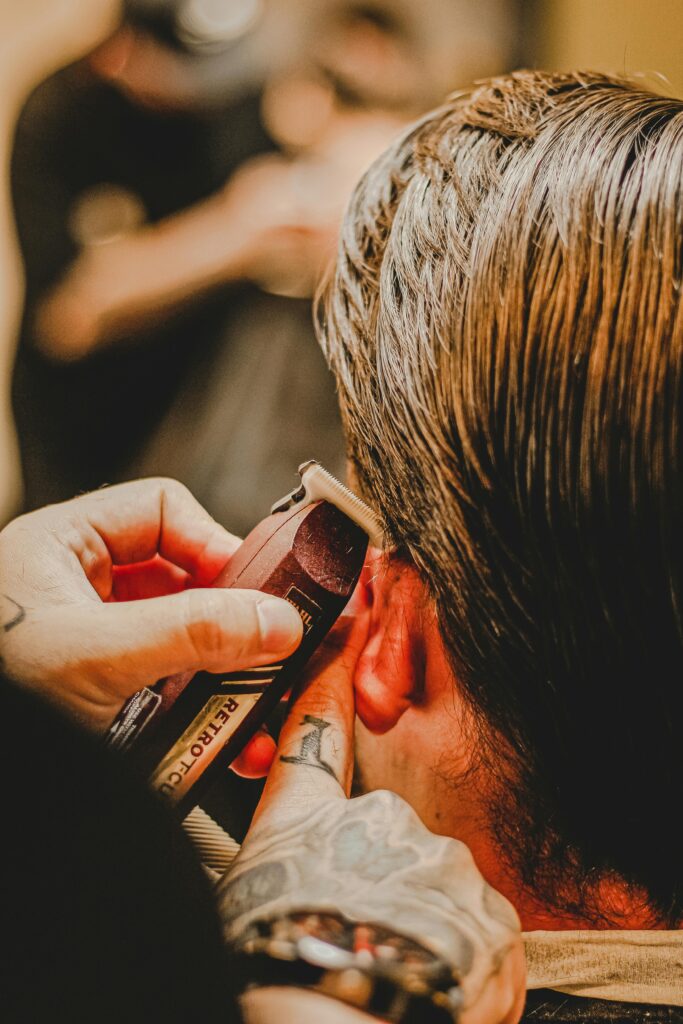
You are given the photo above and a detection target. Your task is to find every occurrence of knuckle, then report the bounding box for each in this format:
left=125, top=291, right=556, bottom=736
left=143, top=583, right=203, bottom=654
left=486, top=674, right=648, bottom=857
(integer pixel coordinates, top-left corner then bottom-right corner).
left=295, top=689, right=339, bottom=719
left=158, top=477, right=196, bottom=511
left=182, top=590, right=257, bottom=667
left=183, top=590, right=230, bottom=663
left=360, top=788, right=411, bottom=819
left=158, top=476, right=191, bottom=499
left=1, top=507, right=45, bottom=542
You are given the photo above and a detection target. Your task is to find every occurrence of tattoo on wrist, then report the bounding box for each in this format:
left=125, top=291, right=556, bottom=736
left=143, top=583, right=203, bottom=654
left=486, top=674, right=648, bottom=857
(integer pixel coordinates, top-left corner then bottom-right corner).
left=280, top=715, right=338, bottom=781
left=1, top=595, right=26, bottom=633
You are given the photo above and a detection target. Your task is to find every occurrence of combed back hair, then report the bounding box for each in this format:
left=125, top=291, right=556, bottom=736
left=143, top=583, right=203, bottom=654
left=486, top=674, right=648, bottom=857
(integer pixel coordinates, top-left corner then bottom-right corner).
left=319, top=70, right=683, bottom=924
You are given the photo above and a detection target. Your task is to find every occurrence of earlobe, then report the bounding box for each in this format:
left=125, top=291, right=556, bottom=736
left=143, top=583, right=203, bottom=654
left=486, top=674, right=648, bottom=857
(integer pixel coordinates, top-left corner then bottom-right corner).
left=353, top=563, right=427, bottom=734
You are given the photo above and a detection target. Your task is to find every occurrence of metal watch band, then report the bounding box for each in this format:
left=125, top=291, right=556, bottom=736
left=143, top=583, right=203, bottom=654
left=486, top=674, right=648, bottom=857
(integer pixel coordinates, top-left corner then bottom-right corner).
left=230, top=911, right=463, bottom=1023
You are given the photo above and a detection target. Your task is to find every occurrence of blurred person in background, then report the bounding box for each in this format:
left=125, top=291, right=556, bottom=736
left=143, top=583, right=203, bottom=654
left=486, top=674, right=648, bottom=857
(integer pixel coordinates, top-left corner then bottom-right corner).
left=9, top=0, right=521, bottom=538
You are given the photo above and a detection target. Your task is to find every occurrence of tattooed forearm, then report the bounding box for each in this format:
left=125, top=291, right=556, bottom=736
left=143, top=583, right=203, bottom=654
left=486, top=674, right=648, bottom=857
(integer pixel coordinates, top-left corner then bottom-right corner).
left=280, top=715, right=339, bottom=781
left=1, top=595, right=26, bottom=633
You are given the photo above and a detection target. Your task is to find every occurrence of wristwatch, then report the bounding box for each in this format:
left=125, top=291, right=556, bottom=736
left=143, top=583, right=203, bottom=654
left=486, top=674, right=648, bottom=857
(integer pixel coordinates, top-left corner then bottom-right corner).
left=231, top=910, right=463, bottom=1023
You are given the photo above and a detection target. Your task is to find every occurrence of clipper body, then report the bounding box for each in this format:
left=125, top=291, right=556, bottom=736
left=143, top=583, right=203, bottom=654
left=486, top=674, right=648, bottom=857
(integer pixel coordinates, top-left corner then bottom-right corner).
left=107, top=463, right=377, bottom=818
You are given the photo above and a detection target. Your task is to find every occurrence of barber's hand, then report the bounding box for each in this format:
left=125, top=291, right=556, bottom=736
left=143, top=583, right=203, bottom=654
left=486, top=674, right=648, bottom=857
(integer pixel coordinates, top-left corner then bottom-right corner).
left=218, top=613, right=526, bottom=1024
left=0, top=480, right=303, bottom=742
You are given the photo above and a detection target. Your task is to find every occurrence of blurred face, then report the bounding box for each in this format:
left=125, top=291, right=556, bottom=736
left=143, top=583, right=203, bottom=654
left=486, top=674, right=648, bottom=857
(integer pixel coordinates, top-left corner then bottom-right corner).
left=317, top=11, right=423, bottom=112
left=88, top=27, right=202, bottom=110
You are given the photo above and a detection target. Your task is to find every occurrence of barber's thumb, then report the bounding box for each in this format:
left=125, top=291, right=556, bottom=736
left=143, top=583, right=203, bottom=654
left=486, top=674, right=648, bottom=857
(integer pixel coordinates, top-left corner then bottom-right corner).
left=54, top=588, right=303, bottom=698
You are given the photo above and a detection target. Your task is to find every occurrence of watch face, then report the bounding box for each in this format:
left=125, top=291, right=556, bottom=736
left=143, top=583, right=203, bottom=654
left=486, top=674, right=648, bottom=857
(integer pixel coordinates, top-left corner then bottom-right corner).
left=241, top=911, right=462, bottom=1022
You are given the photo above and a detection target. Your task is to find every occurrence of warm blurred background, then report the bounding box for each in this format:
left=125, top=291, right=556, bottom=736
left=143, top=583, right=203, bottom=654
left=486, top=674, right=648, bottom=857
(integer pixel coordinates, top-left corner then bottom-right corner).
left=8, top=0, right=519, bottom=537
left=539, top=0, right=683, bottom=98
left=4, top=0, right=682, bottom=537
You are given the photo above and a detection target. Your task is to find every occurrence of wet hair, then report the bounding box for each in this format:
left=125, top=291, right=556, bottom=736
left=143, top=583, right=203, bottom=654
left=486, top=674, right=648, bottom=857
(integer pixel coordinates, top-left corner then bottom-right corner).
left=319, top=70, right=683, bottom=924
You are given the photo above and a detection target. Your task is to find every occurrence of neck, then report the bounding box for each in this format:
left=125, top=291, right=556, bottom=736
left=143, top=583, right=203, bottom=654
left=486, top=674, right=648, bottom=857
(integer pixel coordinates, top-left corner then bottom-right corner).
left=424, top=643, right=665, bottom=931
left=354, top=715, right=663, bottom=931
left=437, top=769, right=664, bottom=931
left=353, top=625, right=667, bottom=932
left=462, top=829, right=662, bottom=931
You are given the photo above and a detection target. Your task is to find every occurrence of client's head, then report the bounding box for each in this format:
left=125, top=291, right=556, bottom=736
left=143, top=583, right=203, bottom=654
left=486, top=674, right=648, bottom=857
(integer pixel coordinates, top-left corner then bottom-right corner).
left=319, top=70, right=683, bottom=928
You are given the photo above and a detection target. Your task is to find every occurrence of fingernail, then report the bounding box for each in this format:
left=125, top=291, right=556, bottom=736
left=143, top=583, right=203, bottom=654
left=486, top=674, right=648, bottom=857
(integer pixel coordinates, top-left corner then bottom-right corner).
left=256, top=598, right=303, bottom=652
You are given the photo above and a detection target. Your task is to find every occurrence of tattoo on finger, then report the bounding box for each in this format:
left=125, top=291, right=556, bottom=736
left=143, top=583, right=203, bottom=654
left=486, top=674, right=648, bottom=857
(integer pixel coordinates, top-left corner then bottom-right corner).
left=1, top=595, right=26, bottom=633
left=280, top=715, right=339, bottom=781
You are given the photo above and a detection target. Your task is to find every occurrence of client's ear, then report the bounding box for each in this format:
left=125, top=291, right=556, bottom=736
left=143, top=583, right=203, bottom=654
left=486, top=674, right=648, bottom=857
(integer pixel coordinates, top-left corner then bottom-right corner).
left=354, top=558, right=429, bottom=734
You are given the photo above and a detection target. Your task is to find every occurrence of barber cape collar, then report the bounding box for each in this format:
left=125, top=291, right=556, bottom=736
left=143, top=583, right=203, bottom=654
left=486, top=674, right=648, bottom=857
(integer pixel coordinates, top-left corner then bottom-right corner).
left=524, top=930, right=683, bottom=1005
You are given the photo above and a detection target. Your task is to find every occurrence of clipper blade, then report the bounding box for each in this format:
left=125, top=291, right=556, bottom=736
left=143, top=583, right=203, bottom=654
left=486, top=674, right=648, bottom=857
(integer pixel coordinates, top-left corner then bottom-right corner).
left=272, top=460, right=385, bottom=549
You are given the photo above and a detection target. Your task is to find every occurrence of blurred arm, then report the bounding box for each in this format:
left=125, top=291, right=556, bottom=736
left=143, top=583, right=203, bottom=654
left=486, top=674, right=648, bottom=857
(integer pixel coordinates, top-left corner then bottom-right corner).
left=35, top=183, right=257, bottom=361
left=34, top=112, right=401, bottom=361
left=0, top=0, right=122, bottom=523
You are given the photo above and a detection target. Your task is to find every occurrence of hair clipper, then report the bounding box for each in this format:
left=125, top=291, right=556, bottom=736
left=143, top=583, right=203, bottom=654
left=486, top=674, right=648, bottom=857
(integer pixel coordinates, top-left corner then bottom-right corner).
left=106, top=461, right=382, bottom=818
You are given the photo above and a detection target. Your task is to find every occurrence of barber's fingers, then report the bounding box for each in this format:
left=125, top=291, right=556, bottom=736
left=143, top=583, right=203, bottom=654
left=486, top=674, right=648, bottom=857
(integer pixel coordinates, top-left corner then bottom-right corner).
left=462, top=940, right=527, bottom=1024
left=25, top=478, right=240, bottom=599
left=83, top=478, right=241, bottom=587
left=18, top=588, right=302, bottom=729
left=230, top=728, right=278, bottom=779
left=111, top=556, right=189, bottom=599
left=252, top=607, right=370, bottom=825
